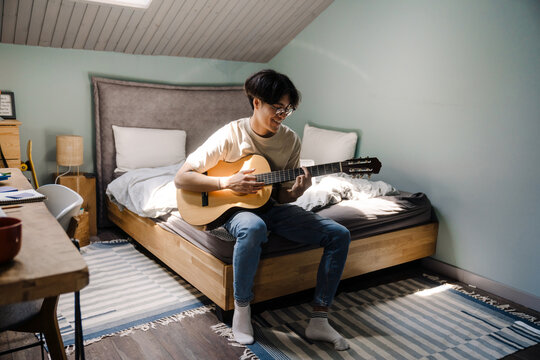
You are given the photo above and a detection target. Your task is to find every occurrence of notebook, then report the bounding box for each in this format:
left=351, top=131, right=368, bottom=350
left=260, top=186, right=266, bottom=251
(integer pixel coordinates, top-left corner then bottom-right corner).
left=0, top=189, right=46, bottom=205
left=0, top=186, right=17, bottom=193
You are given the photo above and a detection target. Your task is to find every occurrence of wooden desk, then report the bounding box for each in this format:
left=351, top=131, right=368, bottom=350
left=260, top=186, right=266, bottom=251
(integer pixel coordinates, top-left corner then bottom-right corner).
left=0, top=168, right=89, bottom=360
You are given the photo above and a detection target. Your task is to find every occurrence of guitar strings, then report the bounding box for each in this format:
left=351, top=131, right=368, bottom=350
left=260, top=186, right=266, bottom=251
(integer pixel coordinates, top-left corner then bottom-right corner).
left=255, top=162, right=343, bottom=185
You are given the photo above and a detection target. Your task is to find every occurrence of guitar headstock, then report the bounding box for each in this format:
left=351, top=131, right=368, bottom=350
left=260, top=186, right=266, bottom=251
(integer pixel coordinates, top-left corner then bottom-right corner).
left=341, top=157, right=381, bottom=177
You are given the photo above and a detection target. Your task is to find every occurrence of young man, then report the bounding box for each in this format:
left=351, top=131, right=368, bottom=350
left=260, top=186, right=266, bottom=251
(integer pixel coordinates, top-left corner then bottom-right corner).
left=174, top=69, right=350, bottom=350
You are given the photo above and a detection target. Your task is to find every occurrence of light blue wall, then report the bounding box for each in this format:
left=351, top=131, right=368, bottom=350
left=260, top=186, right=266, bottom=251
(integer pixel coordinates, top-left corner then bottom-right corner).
left=0, top=43, right=263, bottom=184
left=269, top=0, right=540, bottom=297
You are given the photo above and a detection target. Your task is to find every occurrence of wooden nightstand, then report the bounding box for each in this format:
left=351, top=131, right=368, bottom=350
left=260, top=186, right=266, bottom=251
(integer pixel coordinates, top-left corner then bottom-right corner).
left=56, top=173, right=97, bottom=246
left=0, top=120, right=22, bottom=168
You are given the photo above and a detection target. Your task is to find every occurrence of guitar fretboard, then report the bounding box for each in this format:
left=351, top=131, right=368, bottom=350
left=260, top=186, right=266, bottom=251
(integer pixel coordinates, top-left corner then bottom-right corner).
left=255, top=162, right=342, bottom=185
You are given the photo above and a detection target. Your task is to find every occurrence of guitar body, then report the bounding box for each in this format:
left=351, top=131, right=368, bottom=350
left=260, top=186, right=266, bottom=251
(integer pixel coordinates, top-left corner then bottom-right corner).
left=177, top=154, right=273, bottom=227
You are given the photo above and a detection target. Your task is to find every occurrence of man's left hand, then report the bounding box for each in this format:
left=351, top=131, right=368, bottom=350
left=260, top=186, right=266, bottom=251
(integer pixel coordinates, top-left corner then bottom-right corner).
left=290, top=166, right=312, bottom=199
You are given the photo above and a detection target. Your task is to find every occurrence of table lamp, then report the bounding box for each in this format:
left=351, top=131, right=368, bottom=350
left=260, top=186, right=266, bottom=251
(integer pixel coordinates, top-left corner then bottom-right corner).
left=56, top=135, right=83, bottom=190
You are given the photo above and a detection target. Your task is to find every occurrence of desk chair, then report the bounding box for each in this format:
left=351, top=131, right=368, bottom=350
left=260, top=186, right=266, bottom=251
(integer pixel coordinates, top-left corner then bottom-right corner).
left=37, top=184, right=86, bottom=360
left=37, top=184, right=84, bottom=231
left=0, top=300, right=45, bottom=359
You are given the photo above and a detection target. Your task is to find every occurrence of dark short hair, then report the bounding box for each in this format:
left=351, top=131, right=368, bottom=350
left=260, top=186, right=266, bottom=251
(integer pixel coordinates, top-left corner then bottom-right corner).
left=244, top=69, right=301, bottom=110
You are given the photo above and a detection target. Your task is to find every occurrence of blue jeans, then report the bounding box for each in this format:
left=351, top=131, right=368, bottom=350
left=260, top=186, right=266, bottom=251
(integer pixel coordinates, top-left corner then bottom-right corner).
left=223, top=202, right=350, bottom=307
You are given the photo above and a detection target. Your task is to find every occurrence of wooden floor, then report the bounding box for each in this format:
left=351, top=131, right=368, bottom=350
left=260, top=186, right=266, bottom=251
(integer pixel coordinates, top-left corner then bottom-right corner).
left=1, top=251, right=538, bottom=359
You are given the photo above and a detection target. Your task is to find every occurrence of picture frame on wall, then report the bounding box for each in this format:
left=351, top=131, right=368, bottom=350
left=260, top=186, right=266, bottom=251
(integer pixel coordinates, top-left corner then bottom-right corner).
left=0, top=91, right=16, bottom=119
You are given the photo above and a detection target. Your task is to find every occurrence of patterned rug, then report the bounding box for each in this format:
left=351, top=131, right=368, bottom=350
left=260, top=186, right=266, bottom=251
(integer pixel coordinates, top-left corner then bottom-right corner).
left=56, top=241, right=210, bottom=346
left=243, top=276, right=540, bottom=360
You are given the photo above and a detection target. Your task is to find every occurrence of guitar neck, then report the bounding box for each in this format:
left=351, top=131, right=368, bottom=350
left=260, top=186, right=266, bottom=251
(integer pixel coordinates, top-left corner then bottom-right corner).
left=255, top=162, right=343, bottom=185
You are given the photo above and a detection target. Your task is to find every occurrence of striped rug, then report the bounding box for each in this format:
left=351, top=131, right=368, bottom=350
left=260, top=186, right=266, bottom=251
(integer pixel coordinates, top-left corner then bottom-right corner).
left=248, top=277, right=540, bottom=360
left=56, top=241, right=210, bottom=346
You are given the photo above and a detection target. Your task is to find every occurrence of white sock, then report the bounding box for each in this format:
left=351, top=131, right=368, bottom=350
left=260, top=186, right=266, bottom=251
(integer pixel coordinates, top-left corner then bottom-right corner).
left=305, top=313, right=349, bottom=351
left=232, top=301, right=254, bottom=345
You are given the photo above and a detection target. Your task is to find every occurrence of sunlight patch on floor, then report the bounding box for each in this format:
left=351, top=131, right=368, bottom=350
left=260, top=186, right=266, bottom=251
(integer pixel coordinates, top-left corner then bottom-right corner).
left=414, top=283, right=454, bottom=297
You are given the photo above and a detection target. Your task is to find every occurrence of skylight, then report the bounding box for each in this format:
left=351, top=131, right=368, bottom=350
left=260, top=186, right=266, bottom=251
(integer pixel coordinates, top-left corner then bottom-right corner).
left=83, top=0, right=152, bottom=8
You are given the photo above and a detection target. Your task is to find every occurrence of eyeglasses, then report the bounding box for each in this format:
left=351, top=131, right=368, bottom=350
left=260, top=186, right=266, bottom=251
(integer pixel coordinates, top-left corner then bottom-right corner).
left=268, top=103, right=295, bottom=117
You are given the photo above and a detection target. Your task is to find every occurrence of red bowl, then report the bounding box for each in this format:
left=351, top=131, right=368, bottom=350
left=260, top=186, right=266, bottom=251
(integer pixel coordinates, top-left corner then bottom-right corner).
left=0, top=217, right=22, bottom=263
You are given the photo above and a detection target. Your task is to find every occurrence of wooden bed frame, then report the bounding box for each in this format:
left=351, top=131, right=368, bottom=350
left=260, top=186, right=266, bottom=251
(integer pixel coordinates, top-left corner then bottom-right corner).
left=93, top=77, right=438, bottom=312
left=108, top=199, right=437, bottom=311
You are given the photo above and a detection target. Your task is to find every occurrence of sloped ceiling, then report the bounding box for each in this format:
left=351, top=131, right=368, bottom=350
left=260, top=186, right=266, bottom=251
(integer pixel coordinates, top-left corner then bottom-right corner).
left=0, top=0, right=333, bottom=63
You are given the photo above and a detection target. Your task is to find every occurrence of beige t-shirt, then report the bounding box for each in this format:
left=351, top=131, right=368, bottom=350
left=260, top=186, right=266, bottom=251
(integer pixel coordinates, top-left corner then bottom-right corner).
left=186, top=117, right=301, bottom=177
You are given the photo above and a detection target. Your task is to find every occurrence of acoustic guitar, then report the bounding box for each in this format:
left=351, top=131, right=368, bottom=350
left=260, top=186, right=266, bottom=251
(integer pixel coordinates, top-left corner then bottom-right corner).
left=177, top=154, right=381, bottom=228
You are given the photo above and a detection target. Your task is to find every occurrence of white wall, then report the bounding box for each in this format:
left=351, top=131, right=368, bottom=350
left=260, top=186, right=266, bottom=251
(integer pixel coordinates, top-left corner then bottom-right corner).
left=270, top=0, right=540, bottom=297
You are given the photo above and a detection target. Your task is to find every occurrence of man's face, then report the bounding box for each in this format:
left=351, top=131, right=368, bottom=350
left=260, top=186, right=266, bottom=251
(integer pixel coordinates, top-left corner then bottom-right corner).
left=253, top=94, right=292, bottom=136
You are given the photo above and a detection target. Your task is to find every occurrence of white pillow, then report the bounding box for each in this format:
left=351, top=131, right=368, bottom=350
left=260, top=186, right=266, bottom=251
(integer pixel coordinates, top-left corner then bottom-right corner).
left=112, top=125, right=186, bottom=172
left=300, top=124, right=358, bottom=165
left=299, top=159, right=315, bottom=167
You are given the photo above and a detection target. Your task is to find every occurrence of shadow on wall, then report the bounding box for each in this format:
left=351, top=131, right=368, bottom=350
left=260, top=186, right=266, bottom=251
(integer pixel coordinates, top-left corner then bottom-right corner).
left=373, top=162, right=457, bottom=265
left=431, top=208, right=455, bottom=264
left=292, top=40, right=370, bottom=82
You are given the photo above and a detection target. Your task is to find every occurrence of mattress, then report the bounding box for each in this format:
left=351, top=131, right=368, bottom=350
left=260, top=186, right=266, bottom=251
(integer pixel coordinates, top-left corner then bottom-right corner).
left=158, top=191, right=434, bottom=264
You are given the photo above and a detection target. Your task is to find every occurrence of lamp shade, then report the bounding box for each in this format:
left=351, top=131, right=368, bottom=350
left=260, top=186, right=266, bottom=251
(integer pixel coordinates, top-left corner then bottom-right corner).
left=56, top=135, right=83, bottom=167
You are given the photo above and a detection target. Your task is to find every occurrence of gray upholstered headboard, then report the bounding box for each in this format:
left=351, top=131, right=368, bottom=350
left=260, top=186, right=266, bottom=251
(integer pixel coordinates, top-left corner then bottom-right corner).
left=92, top=77, right=252, bottom=228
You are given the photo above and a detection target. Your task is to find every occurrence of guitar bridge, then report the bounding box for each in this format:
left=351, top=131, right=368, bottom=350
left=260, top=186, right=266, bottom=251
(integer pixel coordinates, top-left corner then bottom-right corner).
left=202, top=192, right=208, bottom=207
left=201, top=170, right=209, bottom=207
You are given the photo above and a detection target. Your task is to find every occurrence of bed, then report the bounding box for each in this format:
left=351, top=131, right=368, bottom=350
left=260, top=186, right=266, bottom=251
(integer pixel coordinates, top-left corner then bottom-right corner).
left=93, top=77, right=438, bottom=314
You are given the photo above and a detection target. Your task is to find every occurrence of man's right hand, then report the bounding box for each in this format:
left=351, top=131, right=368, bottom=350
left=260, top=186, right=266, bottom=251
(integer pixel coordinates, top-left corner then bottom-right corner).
left=223, top=169, right=265, bottom=194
